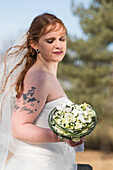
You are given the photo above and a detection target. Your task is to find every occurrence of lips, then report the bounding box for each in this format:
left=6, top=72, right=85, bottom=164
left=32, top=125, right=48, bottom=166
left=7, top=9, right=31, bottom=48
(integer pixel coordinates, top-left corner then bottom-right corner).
left=53, top=51, right=63, bottom=55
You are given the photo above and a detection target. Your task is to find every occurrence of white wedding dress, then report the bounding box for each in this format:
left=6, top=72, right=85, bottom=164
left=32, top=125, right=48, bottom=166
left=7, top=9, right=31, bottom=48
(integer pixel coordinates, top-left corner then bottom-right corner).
left=5, top=97, right=83, bottom=170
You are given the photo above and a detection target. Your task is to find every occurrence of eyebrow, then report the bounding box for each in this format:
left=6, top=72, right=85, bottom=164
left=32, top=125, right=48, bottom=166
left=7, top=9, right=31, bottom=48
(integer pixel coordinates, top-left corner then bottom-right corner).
left=45, top=35, right=66, bottom=40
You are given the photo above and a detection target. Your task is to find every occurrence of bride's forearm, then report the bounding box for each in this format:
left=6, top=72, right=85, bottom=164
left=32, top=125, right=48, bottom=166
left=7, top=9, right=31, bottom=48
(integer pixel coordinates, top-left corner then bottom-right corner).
left=12, top=123, right=61, bottom=144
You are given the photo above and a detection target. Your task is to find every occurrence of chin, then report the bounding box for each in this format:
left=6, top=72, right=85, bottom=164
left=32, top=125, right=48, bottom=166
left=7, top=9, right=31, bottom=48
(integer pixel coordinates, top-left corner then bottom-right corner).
left=54, top=58, right=63, bottom=63
left=55, top=56, right=64, bottom=62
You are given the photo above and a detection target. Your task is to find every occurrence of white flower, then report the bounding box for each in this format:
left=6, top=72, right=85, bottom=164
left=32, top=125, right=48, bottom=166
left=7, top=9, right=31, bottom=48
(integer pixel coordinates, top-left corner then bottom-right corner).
left=63, top=118, right=69, bottom=124
left=77, top=114, right=86, bottom=123
left=65, top=113, right=73, bottom=121
left=63, top=107, right=72, bottom=113
left=62, top=101, right=73, bottom=108
left=75, top=105, right=81, bottom=111
left=81, top=103, right=88, bottom=108
left=89, top=110, right=96, bottom=117
left=77, top=114, right=83, bottom=120
left=72, top=110, right=78, bottom=117
left=73, top=117, right=77, bottom=122
left=81, top=118, right=87, bottom=123
left=75, top=122, right=83, bottom=129
left=55, top=119, right=61, bottom=124
left=83, top=111, right=88, bottom=118
left=78, top=110, right=84, bottom=115
left=86, top=117, right=92, bottom=123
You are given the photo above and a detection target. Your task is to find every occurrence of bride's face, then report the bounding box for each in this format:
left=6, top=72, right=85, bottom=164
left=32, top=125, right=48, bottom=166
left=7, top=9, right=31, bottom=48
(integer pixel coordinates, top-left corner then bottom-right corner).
left=37, top=23, right=67, bottom=63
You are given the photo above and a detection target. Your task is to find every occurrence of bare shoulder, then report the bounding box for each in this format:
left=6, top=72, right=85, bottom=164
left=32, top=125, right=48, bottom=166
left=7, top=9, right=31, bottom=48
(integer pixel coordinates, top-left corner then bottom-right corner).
left=24, top=68, right=50, bottom=89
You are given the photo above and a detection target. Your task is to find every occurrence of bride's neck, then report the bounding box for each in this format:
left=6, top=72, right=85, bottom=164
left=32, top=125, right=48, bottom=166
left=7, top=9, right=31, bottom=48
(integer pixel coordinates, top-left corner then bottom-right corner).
left=34, top=56, right=58, bottom=77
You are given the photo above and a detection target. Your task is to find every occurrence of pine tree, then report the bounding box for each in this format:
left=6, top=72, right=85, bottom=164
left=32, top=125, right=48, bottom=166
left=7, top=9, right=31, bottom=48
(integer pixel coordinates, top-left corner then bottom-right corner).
left=59, top=0, right=113, bottom=151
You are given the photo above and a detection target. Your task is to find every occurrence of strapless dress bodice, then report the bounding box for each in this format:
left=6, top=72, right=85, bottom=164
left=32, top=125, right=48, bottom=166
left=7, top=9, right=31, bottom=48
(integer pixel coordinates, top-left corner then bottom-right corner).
left=34, top=97, right=70, bottom=128
left=16, top=97, right=76, bottom=160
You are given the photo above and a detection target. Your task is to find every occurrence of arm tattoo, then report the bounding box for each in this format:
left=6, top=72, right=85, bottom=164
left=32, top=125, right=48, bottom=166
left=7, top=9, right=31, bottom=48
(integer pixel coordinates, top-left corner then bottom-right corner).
left=20, top=106, right=34, bottom=114
left=22, top=87, right=40, bottom=104
left=13, top=86, right=40, bottom=114
left=13, top=104, right=20, bottom=111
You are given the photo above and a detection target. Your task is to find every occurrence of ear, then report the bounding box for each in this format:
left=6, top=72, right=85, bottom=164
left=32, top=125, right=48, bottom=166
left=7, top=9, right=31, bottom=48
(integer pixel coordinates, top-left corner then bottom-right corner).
left=30, top=44, right=38, bottom=50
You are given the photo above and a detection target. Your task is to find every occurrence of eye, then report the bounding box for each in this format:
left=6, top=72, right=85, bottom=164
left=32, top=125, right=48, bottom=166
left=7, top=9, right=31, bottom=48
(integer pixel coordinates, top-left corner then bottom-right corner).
left=59, top=37, right=66, bottom=41
left=47, top=40, right=54, bottom=44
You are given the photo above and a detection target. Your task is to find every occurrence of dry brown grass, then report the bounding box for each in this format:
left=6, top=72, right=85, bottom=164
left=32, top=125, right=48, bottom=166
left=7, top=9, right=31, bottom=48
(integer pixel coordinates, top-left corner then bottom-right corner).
left=85, top=124, right=113, bottom=152
left=76, top=150, right=113, bottom=170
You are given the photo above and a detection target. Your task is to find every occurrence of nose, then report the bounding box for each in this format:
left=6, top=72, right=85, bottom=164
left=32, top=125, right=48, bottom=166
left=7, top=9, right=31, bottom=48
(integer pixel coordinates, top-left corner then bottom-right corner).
left=54, top=40, right=62, bottom=49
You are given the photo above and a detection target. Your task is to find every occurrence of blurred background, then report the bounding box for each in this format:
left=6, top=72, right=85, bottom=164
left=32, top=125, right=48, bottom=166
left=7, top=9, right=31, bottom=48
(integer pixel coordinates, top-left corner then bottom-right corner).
left=0, top=0, right=113, bottom=169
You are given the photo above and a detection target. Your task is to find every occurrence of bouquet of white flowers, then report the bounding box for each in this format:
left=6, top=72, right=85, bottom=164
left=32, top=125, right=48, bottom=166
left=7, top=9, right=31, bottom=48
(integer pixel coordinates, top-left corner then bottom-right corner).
left=48, top=101, right=99, bottom=142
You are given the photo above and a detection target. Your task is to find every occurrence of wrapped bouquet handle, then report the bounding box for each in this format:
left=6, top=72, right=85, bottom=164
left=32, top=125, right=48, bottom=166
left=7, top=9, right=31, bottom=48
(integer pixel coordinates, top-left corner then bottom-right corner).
left=48, top=102, right=99, bottom=142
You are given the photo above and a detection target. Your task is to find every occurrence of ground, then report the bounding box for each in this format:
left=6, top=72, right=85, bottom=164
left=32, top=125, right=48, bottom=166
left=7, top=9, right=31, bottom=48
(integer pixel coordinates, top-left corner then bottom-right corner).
left=76, top=150, right=113, bottom=170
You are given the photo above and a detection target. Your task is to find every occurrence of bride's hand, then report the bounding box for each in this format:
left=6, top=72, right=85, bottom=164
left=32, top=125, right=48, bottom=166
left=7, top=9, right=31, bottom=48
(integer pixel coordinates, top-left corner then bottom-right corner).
left=62, top=137, right=85, bottom=147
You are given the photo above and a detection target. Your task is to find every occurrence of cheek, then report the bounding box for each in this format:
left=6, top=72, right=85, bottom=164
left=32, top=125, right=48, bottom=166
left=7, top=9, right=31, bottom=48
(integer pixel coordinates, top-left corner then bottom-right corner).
left=40, top=46, right=51, bottom=57
left=40, top=45, right=47, bottom=52
left=42, top=44, right=51, bottom=52
left=64, top=43, right=67, bottom=53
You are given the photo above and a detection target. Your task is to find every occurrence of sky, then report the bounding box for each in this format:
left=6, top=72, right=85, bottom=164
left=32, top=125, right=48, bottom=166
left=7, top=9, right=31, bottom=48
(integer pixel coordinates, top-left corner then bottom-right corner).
left=0, top=0, right=91, bottom=50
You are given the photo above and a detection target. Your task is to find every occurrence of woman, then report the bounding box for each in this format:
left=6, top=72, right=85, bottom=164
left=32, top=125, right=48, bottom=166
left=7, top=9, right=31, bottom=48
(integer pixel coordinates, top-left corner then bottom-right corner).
left=0, top=13, right=84, bottom=170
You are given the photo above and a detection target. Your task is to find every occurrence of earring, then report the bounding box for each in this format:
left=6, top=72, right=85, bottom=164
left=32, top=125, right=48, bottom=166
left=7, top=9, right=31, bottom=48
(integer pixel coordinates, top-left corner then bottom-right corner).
left=36, top=48, right=39, bottom=53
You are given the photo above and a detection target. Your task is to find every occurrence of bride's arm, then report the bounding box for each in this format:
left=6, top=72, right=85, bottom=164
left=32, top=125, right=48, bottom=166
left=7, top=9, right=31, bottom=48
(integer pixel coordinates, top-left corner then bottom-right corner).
left=12, top=71, right=84, bottom=146
left=11, top=71, right=59, bottom=144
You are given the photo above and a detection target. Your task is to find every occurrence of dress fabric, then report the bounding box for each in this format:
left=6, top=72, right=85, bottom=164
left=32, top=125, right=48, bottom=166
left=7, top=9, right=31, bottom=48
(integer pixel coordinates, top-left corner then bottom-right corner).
left=5, top=97, right=77, bottom=170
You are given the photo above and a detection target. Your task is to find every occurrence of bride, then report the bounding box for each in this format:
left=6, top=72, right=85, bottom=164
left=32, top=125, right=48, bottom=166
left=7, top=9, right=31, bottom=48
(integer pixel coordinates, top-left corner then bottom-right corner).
left=0, top=13, right=84, bottom=170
